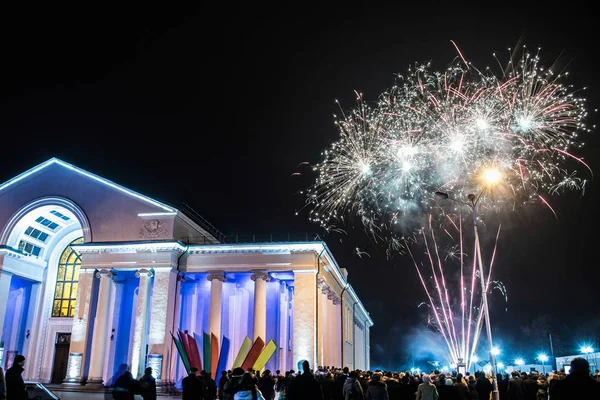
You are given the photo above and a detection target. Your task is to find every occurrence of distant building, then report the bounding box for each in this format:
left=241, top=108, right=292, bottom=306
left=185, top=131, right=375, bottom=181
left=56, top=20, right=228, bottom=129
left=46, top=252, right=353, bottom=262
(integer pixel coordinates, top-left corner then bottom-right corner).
left=0, top=158, right=372, bottom=388
left=556, top=352, right=599, bottom=373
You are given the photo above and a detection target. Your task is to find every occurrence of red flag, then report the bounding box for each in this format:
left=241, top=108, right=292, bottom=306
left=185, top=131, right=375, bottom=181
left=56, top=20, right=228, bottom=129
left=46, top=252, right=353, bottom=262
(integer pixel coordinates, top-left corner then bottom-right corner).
left=241, top=337, right=265, bottom=370
left=178, top=330, right=192, bottom=365
left=187, top=333, right=203, bottom=371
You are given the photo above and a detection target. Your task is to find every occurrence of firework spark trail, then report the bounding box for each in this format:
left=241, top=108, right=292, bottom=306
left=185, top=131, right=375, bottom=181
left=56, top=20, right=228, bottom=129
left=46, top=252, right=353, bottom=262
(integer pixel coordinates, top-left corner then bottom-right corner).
left=429, top=216, right=461, bottom=363
left=407, top=216, right=504, bottom=368
left=405, top=240, right=456, bottom=361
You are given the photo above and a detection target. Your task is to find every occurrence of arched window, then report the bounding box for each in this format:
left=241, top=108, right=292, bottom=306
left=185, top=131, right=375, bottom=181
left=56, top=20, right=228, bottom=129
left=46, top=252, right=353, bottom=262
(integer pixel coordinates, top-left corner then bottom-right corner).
left=52, top=237, right=83, bottom=317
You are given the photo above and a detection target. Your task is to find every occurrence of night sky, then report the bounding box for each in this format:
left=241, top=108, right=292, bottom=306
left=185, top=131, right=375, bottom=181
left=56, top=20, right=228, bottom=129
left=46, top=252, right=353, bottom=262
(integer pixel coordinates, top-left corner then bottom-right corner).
left=1, top=3, right=599, bottom=370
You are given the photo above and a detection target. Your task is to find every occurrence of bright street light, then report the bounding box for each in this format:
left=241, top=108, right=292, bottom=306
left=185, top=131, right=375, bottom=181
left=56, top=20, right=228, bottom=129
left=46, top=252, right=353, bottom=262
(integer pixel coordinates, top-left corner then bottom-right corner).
left=515, top=358, right=525, bottom=366
left=482, top=167, right=502, bottom=185
left=581, top=346, right=594, bottom=354
left=497, top=362, right=505, bottom=369
left=491, top=347, right=501, bottom=356
left=537, top=353, right=549, bottom=375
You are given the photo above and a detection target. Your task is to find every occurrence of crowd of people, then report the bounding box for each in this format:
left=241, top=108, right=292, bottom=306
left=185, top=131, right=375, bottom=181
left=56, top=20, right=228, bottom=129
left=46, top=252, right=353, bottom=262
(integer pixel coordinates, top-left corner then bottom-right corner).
left=177, top=356, right=600, bottom=400
left=1, top=354, right=600, bottom=399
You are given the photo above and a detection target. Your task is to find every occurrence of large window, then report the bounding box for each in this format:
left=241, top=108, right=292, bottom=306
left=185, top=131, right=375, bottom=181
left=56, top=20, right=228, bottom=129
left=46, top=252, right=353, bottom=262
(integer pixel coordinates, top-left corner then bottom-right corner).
left=52, top=237, right=83, bottom=317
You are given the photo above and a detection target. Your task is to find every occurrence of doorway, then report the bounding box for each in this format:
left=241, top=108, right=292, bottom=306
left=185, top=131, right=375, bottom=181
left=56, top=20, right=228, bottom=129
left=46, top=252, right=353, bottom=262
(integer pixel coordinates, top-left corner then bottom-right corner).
left=51, top=333, right=71, bottom=384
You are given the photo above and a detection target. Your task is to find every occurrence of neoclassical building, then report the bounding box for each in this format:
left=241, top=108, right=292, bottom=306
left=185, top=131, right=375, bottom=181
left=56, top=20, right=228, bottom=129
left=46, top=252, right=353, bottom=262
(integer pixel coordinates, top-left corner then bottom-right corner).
left=0, top=158, right=372, bottom=388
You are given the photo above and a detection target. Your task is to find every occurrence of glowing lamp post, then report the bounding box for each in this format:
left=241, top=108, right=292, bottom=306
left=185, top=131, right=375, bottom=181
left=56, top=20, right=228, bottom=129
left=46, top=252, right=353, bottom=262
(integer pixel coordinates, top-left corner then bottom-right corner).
left=435, top=167, right=503, bottom=400
left=515, top=358, right=525, bottom=371
left=581, top=345, right=595, bottom=369
left=538, top=353, right=549, bottom=375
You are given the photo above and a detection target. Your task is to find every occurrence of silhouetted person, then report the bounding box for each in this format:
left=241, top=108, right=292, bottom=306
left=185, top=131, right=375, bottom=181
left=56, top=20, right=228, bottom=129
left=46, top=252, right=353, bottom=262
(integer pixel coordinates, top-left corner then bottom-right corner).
left=336, top=367, right=350, bottom=400
left=202, top=371, right=217, bottom=400
left=219, top=370, right=230, bottom=400
left=507, top=372, right=524, bottom=400
left=139, top=367, right=157, bottom=400
left=320, top=372, right=337, bottom=400
left=343, top=371, right=364, bottom=400
left=113, top=369, right=138, bottom=400
left=286, top=360, right=323, bottom=400
left=496, top=374, right=508, bottom=400
left=522, top=374, right=537, bottom=400
left=0, top=365, right=6, bottom=400
left=549, top=357, right=600, bottom=399
left=182, top=367, right=203, bottom=400
left=223, top=367, right=245, bottom=400
left=474, top=372, right=491, bottom=400
left=366, top=373, right=389, bottom=400
left=258, top=369, right=275, bottom=400
left=5, top=355, right=27, bottom=400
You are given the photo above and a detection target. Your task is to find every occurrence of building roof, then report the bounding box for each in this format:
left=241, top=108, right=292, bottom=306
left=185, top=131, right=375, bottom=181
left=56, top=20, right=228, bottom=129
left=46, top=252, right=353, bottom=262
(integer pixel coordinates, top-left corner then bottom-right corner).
left=0, top=157, right=176, bottom=211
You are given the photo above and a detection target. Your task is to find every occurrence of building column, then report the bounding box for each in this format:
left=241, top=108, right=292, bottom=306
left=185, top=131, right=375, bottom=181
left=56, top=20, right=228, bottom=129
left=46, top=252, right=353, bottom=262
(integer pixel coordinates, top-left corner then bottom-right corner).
left=278, top=282, right=289, bottom=373
left=251, top=271, right=270, bottom=343
left=86, top=269, right=114, bottom=387
left=292, top=270, right=317, bottom=368
left=64, top=269, right=95, bottom=386
left=332, top=297, right=342, bottom=367
left=207, top=271, right=226, bottom=343
left=147, top=268, right=178, bottom=387
left=130, top=268, right=153, bottom=379
left=317, top=280, right=326, bottom=367
left=22, top=282, right=41, bottom=379
left=0, top=269, right=13, bottom=353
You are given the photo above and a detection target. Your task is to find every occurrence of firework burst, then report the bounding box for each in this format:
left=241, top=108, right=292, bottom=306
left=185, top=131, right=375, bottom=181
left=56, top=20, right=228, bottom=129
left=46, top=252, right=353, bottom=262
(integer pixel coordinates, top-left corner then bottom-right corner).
left=304, top=45, right=591, bottom=233
left=301, top=43, right=592, bottom=371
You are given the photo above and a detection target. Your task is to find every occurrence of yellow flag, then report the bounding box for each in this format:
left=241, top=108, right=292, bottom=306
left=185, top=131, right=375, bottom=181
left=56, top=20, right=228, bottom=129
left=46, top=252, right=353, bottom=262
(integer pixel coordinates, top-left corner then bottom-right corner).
left=232, top=336, right=252, bottom=368
left=252, top=340, right=277, bottom=371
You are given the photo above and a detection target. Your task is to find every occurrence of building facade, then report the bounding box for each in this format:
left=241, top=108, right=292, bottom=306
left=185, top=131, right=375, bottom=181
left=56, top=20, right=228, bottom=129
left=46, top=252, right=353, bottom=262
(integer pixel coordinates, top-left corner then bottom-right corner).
left=0, top=158, right=372, bottom=387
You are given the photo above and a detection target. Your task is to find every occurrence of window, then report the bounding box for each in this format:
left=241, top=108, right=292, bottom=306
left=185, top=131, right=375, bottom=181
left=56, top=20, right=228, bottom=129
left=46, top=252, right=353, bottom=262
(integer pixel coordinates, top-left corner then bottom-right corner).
left=18, top=240, right=42, bottom=257
left=50, top=210, right=70, bottom=221
left=35, top=216, right=59, bottom=230
left=52, top=237, right=83, bottom=317
left=24, top=226, right=50, bottom=242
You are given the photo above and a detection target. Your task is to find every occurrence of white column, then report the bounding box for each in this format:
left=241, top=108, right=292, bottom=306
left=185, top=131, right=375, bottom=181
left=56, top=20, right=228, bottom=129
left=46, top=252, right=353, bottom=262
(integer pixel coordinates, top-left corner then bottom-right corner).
left=317, top=282, right=326, bottom=367
left=130, top=268, right=153, bottom=379
left=147, top=268, right=178, bottom=384
left=65, top=269, right=95, bottom=385
left=207, top=271, right=226, bottom=343
left=292, top=270, right=317, bottom=368
left=332, top=296, right=342, bottom=367
left=87, top=269, right=114, bottom=386
left=0, top=270, right=13, bottom=347
left=278, top=283, right=289, bottom=372
left=22, top=282, right=41, bottom=379
left=251, top=271, right=270, bottom=343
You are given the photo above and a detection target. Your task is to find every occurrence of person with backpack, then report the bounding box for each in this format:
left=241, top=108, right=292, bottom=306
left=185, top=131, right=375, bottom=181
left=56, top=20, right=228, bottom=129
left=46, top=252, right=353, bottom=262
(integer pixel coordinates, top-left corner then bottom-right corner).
left=138, top=367, right=157, bottom=400
left=343, top=371, right=364, bottom=400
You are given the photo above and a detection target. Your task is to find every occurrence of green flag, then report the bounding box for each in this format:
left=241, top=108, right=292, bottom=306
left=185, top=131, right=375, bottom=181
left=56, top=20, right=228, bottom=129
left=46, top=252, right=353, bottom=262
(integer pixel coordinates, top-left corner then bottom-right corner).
left=171, top=332, right=190, bottom=374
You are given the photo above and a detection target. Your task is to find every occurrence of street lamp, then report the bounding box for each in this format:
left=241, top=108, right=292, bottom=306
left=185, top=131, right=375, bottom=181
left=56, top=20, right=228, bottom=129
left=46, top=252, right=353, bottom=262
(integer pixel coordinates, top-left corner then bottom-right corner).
left=491, top=347, right=500, bottom=356
left=538, top=353, right=549, bottom=375
left=515, top=358, right=525, bottom=371
left=435, top=166, right=503, bottom=400
left=581, top=345, right=595, bottom=370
